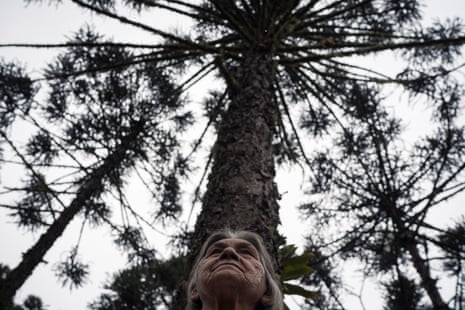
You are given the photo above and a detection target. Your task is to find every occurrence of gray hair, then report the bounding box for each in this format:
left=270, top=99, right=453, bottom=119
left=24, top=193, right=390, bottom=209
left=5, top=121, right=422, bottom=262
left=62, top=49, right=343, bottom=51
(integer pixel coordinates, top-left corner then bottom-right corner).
left=186, top=230, right=284, bottom=310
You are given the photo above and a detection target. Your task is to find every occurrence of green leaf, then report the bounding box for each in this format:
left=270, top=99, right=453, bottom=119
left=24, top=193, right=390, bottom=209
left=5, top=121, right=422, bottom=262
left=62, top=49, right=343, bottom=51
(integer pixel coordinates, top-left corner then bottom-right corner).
left=282, top=252, right=314, bottom=268
left=281, top=263, right=314, bottom=281
left=279, top=244, right=298, bottom=261
left=280, top=251, right=314, bottom=281
left=283, top=283, right=318, bottom=299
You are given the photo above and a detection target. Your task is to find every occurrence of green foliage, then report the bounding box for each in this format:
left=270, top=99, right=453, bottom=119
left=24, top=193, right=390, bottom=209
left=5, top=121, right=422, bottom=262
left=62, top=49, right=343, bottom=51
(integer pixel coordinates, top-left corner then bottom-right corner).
left=89, top=256, right=187, bottom=310
left=14, top=173, right=52, bottom=231
left=280, top=244, right=314, bottom=281
left=438, top=220, right=465, bottom=275
left=0, top=60, right=36, bottom=129
left=21, top=295, right=46, bottom=310
left=113, top=226, right=155, bottom=263
left=437, top=220, right=465, bottom=307
left=279, top=244, right=317, bottom=304
left=382, top=274, right=427, bottom=310
left=54, top=247, right=90, bottom=289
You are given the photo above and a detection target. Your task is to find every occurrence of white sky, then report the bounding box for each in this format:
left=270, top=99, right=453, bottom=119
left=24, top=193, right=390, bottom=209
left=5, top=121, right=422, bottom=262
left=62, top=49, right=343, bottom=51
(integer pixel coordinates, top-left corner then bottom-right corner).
left=1, top=1, right=465, bottom=309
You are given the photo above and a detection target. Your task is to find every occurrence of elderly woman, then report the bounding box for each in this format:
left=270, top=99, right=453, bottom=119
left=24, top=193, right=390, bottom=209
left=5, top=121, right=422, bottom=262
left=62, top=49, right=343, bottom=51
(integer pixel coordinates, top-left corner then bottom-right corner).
left=186, top=230, right=284, bottom=310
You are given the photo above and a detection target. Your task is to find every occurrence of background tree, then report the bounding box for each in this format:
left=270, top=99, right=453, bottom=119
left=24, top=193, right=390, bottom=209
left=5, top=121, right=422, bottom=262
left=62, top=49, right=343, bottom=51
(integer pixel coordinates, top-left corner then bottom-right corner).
left=88, top=256, right=186, bottom=310
left=300, top=79, right=465, bottom=309
left=0, top=264, right=46, bottom=310
left=1, top=0, right=465, bottom=309
left=382, top=273, right=428, bottom=310
left=0, top=27, right=190, bottom=307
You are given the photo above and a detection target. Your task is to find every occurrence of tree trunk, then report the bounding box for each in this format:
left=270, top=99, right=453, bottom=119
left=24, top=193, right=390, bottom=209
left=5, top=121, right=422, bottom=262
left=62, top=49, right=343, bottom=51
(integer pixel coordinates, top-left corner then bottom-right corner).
left=389, top=207, right=450, bottom=310
left=172, top=52, right=283, bottom=308
left=406, top=241, right=450, bottom=310
left=0, top=130, right=139, bottom=308
left=193, top=52, right=281, bottom=257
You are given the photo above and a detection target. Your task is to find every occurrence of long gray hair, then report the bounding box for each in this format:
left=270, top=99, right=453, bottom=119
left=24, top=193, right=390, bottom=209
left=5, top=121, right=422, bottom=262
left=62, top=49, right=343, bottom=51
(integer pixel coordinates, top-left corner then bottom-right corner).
left=186, top=230, right=284, bottom=310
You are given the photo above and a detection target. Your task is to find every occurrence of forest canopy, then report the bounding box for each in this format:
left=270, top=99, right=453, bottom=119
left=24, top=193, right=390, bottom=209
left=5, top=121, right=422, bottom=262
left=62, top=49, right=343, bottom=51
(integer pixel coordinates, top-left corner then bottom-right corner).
left=1, top=1, right=465, bottom=309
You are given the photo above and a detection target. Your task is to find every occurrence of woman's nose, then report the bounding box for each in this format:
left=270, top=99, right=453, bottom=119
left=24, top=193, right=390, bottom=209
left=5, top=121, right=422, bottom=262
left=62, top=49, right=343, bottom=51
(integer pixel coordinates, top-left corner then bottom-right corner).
left=220, top=247, right=239, bottom=259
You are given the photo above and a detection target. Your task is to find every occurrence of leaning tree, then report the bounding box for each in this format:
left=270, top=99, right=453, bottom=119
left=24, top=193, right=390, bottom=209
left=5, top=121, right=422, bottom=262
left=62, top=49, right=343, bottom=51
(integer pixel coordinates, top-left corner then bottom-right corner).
left=0, top=28, right=191, bottom=308
left=1, top=0, right=465, bottom=308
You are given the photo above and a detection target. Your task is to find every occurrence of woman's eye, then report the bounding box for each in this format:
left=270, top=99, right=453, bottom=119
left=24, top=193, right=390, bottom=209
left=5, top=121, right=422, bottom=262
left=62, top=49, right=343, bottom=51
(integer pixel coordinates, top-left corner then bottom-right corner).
left=209, top=248, right=221, bottom=255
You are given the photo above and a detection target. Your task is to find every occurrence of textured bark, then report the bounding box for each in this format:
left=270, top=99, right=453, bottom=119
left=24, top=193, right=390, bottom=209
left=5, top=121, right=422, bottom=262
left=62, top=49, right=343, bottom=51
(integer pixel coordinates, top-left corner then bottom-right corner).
left=406, top=241, right=450, bottom=310
left=388, top=207, right=450, bottom=310
left=0, top=131, right=140, bottom=308
left=172, top=52, right=282, bottom=308
left=193, top=52, right=281, bottom=258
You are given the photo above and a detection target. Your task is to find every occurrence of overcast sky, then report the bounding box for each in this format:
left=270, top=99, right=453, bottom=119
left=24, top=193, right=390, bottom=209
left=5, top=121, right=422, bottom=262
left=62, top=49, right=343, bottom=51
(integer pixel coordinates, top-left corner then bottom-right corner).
left=1, top=1, right=465, bottom=309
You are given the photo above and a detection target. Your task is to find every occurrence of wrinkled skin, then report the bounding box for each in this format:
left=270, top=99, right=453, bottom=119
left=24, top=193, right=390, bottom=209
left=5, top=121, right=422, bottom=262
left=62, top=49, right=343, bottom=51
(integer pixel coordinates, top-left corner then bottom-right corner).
left=191, top=238, right=269, bottom=310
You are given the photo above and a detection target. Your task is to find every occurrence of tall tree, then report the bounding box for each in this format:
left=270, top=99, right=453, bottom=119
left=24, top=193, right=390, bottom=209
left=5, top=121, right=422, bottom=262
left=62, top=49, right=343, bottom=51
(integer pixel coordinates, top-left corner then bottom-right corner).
left=1, top=0, right=465, bottom=308
left=0, top=27, right=190, bottom=307
left=301, top=79, right=465, bottom=309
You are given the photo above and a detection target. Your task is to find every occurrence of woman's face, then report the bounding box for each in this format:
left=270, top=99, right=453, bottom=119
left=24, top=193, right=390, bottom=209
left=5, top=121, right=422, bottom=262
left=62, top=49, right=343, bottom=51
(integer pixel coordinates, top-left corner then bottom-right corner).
left=192, top=238, right=268, bottom=306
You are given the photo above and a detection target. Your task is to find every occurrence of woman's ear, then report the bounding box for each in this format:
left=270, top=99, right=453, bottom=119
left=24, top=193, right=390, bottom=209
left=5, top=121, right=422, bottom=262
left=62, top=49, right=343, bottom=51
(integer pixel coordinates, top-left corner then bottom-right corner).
left=260, top=294, right=272, bottom=305
left=190, top=286, right=200, bottom=301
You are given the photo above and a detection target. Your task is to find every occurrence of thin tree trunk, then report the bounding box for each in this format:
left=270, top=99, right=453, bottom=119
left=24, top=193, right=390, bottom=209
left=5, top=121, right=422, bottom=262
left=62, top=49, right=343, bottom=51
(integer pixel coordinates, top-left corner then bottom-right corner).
left=0, top=129, right=140, bottom=307
left=406, top=241, right=450, bottom=310
left=389, top=207, right=450, bottom=310
left=173, top=52, right=282, bottom=308
left=0, top=171, right=104, bottom=307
